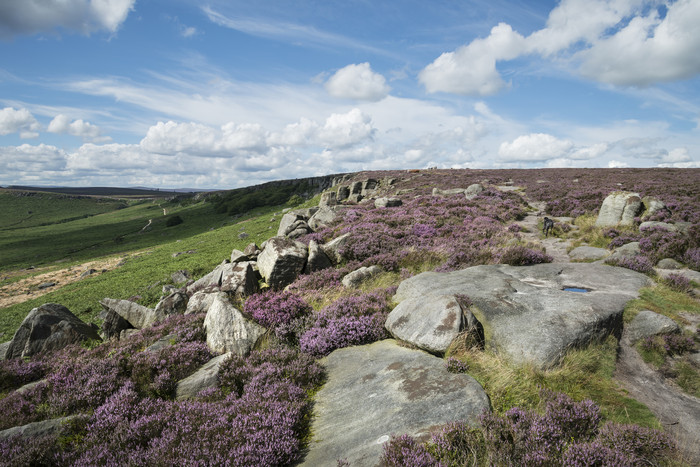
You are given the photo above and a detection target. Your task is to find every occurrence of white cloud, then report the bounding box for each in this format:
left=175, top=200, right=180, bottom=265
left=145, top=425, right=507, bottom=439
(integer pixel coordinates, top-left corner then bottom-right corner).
left=0, top=107, right=41, bottom=138
left=578, top=0, right=700, bottom=86
left=569, top=143, right=609, bottom=160
left=661, top=147, right=691, bottom=163
left=141, top=121, right=219, bottom=156
left=47, top=114, right=110, bottom=142
left=325, top=63, right=390, bottom=102
left=498, top=133, right=573, bottom=161
left=608, top=160, right=630, bottom=168
left=317, top=109, right=375, bottom=148
left=0, top=143, right=66, bottom=173
left=0, top=0, right=135, bottom=38
left=420, top=0, right=700, bottom=95
left=419, top=23, right=526, bottom=96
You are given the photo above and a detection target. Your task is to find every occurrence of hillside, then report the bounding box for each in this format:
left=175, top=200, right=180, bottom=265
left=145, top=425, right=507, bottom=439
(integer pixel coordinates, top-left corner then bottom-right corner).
left=0, top=168, right=698, bottom=466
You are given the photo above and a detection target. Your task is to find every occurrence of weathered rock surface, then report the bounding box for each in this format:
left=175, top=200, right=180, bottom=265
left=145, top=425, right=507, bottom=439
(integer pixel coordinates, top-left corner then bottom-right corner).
left=230, top=249, right=249, bottom=263
left=185, top=291, right=225, bottom=315
left=154, top=291, right=188, bottom=318
left=321, top=233, right=351, bottom=265
left=171, top=270, right=190, bottom=284
left=394, top=263, right=651, bottom=368
left=257, top=236, right=308, bottom=289
left=302, top=340, right=489, bottom=467
left=386, top=295, right=470, bottom=355
left=595, top=191, right=643, bottom=227
left=639, top=221, right=677, bottom=232
left=100, top=308, right=134, bottom=340
left=374, top=197, right=402, bottom=208
left=625, top=310, right=680, bottom=344
left=304, top=240, right=333, bottom=274
left=6, top=303, right=101, bottom=359
left=568, top=246, right=609, bottom=261
left=0, top=341, right=9, bottom=360
left=203, top=294, right=265, bottom=356
left=308, top=205, right=343, bottom=231
left=464, top=183, right=485, bottom=200
left=186, top=261, right=258, bottom=297
left=608, top=241, right=640, bottom=261
left=0, top=415, right=82, bottom=441
left=656, top=258, right=683, bottom=269
left=641, top=196, right=669, bottom=219
left=342, top=266, right=382, bottom=288
left=100, top=298, right=156, bottom=329
left=176, top=352, right=231, bottom=400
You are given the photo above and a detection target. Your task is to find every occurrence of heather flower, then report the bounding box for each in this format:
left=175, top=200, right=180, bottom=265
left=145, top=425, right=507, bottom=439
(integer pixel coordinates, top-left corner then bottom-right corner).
left=597, top=422, right=674, bottom=463
left=244, top=290, right=312, bottom=341
left=665, top=273, right=691, bottom=293
left=498, top=245, right=552, bottom=266
left=0, top=358, right=48, bottom=392
left=605, top=255, right=654, bottom=274
left=445, top=357, right=469, bottom=373
left=684, top=247, right=700, bottom=271
left=381, top=433, right=441, bottom=467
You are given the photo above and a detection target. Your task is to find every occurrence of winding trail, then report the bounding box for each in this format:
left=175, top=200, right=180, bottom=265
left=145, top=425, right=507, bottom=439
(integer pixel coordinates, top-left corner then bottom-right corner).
left=512, top=194, right=573, bottom=263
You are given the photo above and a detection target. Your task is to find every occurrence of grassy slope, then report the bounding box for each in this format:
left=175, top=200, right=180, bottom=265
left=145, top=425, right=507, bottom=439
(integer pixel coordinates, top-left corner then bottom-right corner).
left=0, top=191, right=127, bottom=231
left=0, top=203, right=284, bottom=339
left=0, top=198, right=229, bottom=272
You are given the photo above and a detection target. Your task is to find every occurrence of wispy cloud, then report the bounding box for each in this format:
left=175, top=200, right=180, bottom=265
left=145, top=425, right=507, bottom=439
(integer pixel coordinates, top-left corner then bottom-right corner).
left=202, top=6, right=392, bottom=57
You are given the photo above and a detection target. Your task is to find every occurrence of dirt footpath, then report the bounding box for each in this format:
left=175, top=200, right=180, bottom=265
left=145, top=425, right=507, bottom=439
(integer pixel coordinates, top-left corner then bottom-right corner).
left=0, top=256, right=126, bottom=309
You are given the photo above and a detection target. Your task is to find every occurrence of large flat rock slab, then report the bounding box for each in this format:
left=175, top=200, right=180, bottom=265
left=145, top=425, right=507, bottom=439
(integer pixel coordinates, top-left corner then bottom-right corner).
left=394, top=263, right=651, bottom=369
left=302, top=340, right=489, bottom=467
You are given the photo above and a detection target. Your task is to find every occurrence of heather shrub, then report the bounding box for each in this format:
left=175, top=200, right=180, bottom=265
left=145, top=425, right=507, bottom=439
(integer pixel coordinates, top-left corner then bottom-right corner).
left=445, top=357, right=469, bottom=374
left=498, top=245, right=552, bottom=266
left=684, top=247, right=700, bottom=271
left=561, top=441, right=634, bottom=466
left=129, top=340, right=212, bottom=398
left=381, top=433, right=439, bottom=467
left=605, top=255, right=654, bottom=274
left=0, top=433, right=63, bottom=467
left=218, top=345, right=324, bottom=397
left=0, top=381, right=49, bottom=430
left=0, top=358, right=48, bottom=392
left=299, top=288, right=395, bottom=356
left=665, top=273, right=692, bottom=293
left=244, top=290, right=312, bottom=341
left=597, top=422, right=674, bottom=463
left=428, top=421, right=487, bottom=466
left=46, top=358, right=124, bottom=416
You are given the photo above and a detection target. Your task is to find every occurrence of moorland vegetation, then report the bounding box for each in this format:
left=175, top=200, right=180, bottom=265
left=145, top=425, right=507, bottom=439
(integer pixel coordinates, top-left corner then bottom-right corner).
left=0, top=168, right=698, bottom=465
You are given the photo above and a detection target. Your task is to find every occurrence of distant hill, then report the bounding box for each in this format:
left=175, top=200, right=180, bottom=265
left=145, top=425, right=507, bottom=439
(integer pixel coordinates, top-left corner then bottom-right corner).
left=5, top=186, right=188, bottom=198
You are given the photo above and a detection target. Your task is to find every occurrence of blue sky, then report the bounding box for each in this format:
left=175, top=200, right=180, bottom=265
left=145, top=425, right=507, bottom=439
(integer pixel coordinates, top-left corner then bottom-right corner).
left=1, top=0, right=699, bottom=189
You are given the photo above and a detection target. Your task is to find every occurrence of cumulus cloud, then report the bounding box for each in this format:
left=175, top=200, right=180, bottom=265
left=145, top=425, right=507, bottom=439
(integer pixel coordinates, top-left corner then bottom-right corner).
left=578, top=0, right=700, bottom=85
left=498, top=133, right=573, bottom=162
left=0, top=0, right=135, bottom=38
left=0, top=143, right=66, bottom=173
left=608, top=160, right=630, bottom=168
left=47, top=114, right=110, bottom=142
left=419, top=23, right=526, bottom=96
left=325, top=63, right=390, bottom=101
left=420, top=0, right=700, bottom=95
left=661, top=147, right=691, bottom=164
left=0, top=107, right=41, bottom=138
left=317, top=109, right=375, bottom=148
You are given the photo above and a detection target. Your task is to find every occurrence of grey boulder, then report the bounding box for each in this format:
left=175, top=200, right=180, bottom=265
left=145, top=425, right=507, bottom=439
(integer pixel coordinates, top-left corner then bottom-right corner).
left=464, top=183, right=485, bottom=200
left=304, top=240, right=333, bottom=274
left=203, top=294, right=265, bottom=356
left=321, top=233, right=351, bottom=265
left=100, top=298, right=157, bottom=329
left=154, top=291, right=188, bottom=318
left=302, top=340, right=489, bottom=467
left=386, top=295, right=469, bottom=355
left=394, top=263, right=651, bottom=369
left=374, top=197, right=402, bottom=208
left=625, top=310, right=680, bottom=344
left=568, top=246, right=609, bottom=261
left=257, top=236, right=308, bottom=289
left=176, top=352, right=231, bottom=400
left=185, top=291, right=226, bottom=315
left=342, top=265, right=382, bottom=288
left=6, top=303, right=101, bottom=359
left=595, top=191, right=643, bottom=227
left=0, top=415, right=82, bottom=441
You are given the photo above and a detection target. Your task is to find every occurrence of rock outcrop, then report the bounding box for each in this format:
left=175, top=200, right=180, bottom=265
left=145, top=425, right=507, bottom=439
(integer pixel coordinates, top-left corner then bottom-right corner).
left=302, top=340, right=489, bottom=467
left=257, top=236, right=308, bottom=289
left=595, top=191, right=643, bottom=227
left=6, top=303, right=101, bottom=359
left=625, top=310, right=680, bottom=344
left=99, top=298, right=158, bottom=330
left=342, top=265, right=382, bottom=288
left=392, top=263, right=651, bottom=368
left=203, top=294, right=265, bottom=356
left=175, top=352, right=231, bottom=400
